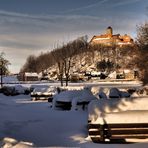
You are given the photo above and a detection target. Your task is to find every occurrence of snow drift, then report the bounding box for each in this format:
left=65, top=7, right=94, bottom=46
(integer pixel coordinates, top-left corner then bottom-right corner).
left=88, top=96, right=148, bottom=123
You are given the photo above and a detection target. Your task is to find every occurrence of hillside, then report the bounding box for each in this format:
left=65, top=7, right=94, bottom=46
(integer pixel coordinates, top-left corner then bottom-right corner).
left=20, top=36, right=138, bottom=82
left=43, top=45, right=137, bottom=81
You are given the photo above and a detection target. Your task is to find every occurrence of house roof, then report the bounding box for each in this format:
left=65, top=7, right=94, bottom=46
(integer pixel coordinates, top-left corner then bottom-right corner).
left=25, top=72, right=38, bottom=77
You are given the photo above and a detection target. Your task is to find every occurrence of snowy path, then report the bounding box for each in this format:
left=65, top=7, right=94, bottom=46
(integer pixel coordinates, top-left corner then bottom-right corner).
left=0, top=94, right=88, bottom=147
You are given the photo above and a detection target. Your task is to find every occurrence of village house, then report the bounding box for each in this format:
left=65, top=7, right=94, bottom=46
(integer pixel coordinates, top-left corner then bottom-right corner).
left=90, top=26, right=134, bottom=46
left=18, top=72, right=39, bottom=81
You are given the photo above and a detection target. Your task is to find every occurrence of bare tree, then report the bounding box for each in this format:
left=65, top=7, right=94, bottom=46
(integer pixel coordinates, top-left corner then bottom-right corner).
left=19, top=35, right=88, bottom=84
left=136, top=23, right=148, bottom=85
left=0, top=52, right=10, bottom=75
left=20, top=55, right=37, bottom=73
left=0, top=52, right=10, bottom=87
left=64, top=36, right=88, bottom=86
left=51, top=36, right=88, bottom=86
left=36, top=52, right=54, bottom=73
left=51, top=47, right=65, bottom=86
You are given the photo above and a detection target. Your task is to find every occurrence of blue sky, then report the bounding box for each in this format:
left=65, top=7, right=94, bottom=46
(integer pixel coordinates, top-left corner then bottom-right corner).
left=0, top=0, right=147, bottom=73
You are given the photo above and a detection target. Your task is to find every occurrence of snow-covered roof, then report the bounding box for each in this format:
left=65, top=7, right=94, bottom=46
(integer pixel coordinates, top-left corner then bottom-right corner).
left=25, top=72, right=38, bottom=77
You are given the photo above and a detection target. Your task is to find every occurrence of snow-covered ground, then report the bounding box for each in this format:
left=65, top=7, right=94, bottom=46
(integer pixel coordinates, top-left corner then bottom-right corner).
left=0, top=81, right=148, bottom=147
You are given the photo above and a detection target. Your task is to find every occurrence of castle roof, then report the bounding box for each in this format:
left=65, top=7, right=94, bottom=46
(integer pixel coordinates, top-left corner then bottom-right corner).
left=90, top=27, right=134, bottom=46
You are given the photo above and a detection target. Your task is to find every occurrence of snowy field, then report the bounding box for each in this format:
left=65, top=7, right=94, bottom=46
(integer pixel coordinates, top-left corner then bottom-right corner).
left=0, top=81, right=148, bottom=147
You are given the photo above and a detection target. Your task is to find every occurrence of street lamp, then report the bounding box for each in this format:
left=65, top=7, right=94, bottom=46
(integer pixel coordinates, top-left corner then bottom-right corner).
left=0, top=60, right=3, bottom=88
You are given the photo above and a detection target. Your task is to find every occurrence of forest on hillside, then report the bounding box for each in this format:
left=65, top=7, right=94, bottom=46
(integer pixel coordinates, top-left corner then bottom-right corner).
left=20, top=23, right=148, bottom=85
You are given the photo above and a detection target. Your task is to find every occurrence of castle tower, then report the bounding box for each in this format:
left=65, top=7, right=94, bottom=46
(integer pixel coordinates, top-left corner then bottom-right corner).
left=106, top=26, right=113, bottom=36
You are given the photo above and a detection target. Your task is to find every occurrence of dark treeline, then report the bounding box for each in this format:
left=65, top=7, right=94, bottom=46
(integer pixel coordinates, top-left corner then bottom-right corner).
left=20, top=36, right=137, bottom=74
left=20, top=36, right=88, bottom=74
left=20, top=37, right=137, bottom=75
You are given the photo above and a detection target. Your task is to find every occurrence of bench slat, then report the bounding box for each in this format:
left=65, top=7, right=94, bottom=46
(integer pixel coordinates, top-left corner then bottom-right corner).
left=88, top=123, right=148, bottom=142
left=90, top=137, right=102, bottom=143
left=89, top=130, right=100, bottom=135
left=110, top=134, right=148, bottom=139
left=109, top=129, right=148, bottom=135
left=106, top=123, right=148, bottom=128
left=31, top=94, right=53, bottom=97
left=88, top=124, right=102, bottom=129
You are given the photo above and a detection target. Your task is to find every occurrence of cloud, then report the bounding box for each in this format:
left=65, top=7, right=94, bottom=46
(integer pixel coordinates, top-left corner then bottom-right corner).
left=0, top=10, right=100, bottom=23
left=60, top=0, right=109, bottom=14
left=0, top=10, right=143, bottom=45
left=0, top=47, right=34, bottom=73
left=0, top=8, right=146, bottom=73
left=107, top=0, right=142, bottom=8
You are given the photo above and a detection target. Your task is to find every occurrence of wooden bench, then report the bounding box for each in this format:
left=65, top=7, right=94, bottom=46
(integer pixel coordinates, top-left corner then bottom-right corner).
left=31, top=94, right=53, bottom=101
left=88, top=123, right=148, bottom=143
left=55, top=101, right=90, bottom=110
left=77, top=101, right=90, bottom=110
left=55, top=101, right=72, bottom=110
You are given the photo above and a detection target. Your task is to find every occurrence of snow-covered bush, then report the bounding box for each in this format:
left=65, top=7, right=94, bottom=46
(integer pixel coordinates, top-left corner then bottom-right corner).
left=91, top=87, right=109, bottom=97
left=119, top=90, right=131, bottom=98
left=128, top=86, right=148, bottom=97
left=137, top=86, right=148, bottom=96
left=97, top=91, right=108, bottom=99
left=109, top=87, right=130, bottom=98
left=2, top=85, right=30, bottom=96
left=15, top=85, right=30, bottom=95
left=109, top=88, right=121, bottom=98
left=1, top=137, right=34, bottom=148
left=91, top=87, right=130, bottom=99
left=2, top=86, right=17, bottom=96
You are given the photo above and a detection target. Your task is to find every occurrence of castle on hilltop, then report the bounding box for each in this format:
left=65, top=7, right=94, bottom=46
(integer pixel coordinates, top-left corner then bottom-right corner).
left=90, top=26, right=134, bottom=46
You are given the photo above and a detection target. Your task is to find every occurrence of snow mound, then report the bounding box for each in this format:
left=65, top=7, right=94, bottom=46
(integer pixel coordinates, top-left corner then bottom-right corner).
left=1, top=137, right=34, bottom=148
left=91, top=87, right=130, bottom=99
left=109, top=87, right=121, bottom=98
left=53, top=87, right=97, bottom=110
left=91, top=87, right=109, bottom=98
left=2, top=76, right=19, bottom=84
left=2, top=85, right=30, bottom=96
left=14, top=85, right=28, bottom=94
left=95, top=110, right=148, bottom=124
left=88, top=96, right=148, bottom=123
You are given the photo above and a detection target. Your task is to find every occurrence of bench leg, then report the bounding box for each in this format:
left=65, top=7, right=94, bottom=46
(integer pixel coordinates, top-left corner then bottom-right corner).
left=82, top=104, right=85, bottom=110
left=100, top=125, right=105, bottom=142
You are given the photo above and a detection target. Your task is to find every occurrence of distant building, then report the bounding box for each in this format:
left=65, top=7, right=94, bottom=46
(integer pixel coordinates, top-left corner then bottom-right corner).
left=90, top=26, right=134, bottom=46
left=18, top=72, right=38, bottom=81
